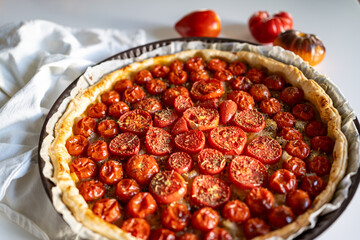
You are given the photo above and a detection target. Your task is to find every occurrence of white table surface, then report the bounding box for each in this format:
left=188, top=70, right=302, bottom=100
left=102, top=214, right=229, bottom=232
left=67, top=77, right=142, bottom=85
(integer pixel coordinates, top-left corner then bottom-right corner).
left=0, top=0, right=359, bottom=239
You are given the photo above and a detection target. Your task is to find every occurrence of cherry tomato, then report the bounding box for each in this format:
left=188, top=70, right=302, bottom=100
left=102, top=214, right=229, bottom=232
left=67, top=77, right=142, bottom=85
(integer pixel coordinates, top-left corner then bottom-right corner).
left=228, top=61, right=246, bottom=76
left=108, top=101, right=129, bottom=119
left=273, top=111, right=296, bottom=128
left=292, top=103, right=315, bottom=121
left=268, top=205, right=295, bottom=228
left=232, top=109, right=265, bottom=133
left=229, top=156, right=268, bottom=189
left=123, top=85, right=145, bottom=104
left=285, top=140, right=311, bottom=160
left=174, top=129, right=205, bottom=154
left=286, top=189, right=312, bottom=215
left=150, top=228, right=176, bottom=240
left=87, top=102, right=107, bottom=119
left=133, top=98, right=163, bottom=115
left=101, top=90, right=120, bottom=106
left=185, top=57, right=206, bottom=72
left=126, top=154, right=159, bottom=186
left=183, top=106, right=219, bottom=131
left=87, top=140, right=109, bottom=162
left=197, top=98, right=219, bottom=109
left=231, top=76, right=252, bottom=92
left=118, top=109, right=153, bottom=135
left=115, top=178, right=140, bottom=202
left=191, top=79, right=224, bottom=100
left=109, top=132, right=140, bottom=157
left=263, top=74, right=286, bottom=90
left=163, top=86, right=190, bottom=107
left=174, top=95, right=194, bottom=114
left=245, top=188, right=274, bottom=216
left=243, top=218, right=270, bottom=239
left=175, top=10, right=221, bottom=37
left=154, top=109, right=179, bottom=128
left=78, top=180, right=105, bottom=202
left=197, top=148, right=226, bottom=175
left=170, top=59, right=184, bottom=72
left=305, top=121, right=327, bottom=137
left=191, top=207, right=219, bottom=231
left=99, top=160, right=123, bottom=185
left=121, top=218, right=151, bottom=240
left=126, top=192, right=157, bottom=218
left=161, top=203, right=190, bottom=231
left=249, top=84, right=271, bottom=102
left=301, top=175, right=326, bottom=198
left=279, top=127, right=303, bottom=141
left=171, top=116, right=189, bottom=135
left=283, top=157, right=307, bottom=178
left=208, top=126, right=247, bottom=155
left=245, top=136, right=282, bottom=164
left=227, top=90, right=255, bottom=111
left=178, top=233, right=199, bottom=240
left=70, top=157, right=97, bottom=180
left=311, top=136, right=335, bottom=153
left=97, top=119, right=119, bottom=138
left=168, top=70, right=188, bottom=85
left=134, top=69, right=153, bottom=85
left=208, top=58, right=227, bottom=72
left=191, top=175, right=230, bottom=208
left=260, top=97, right=281, bottom=115
left=145, top=127, right=173, bottom=156
left=222, top=200, right=250, bottom=223
left=246, top=68, right=267, bottom=84
left=146, top=79, right=167, bottom=95
left=280, top=86, right=304, bottom=106
left=151, top=64, right=170, bottom=78
left=189, top=69, right=210, bottom=82
left=66, top=135, right=89, bottom=156
left=114, top=79, right=133, bottom=93
left=269, top=169, right=297, bottom=194
left=308, top=156, right=331, bottom=176
left=73, top=116, right=96, bottom=137
left=149, top=171, right=187, bottom=204
left=249, top=11, right=293, bottom=43
left=92, top=198, right=121, bottom=223
left=167, top=151, right=193, bottom=174
left=219, top=100, right=237, bottom=125
left=204, top=228, right=233, bottom=240
left=214, top=69, right=233, bottom=82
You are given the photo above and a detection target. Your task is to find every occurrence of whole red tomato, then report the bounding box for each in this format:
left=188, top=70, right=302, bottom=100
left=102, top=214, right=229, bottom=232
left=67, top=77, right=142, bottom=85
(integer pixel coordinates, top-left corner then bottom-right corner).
left=249, top=11, right=293, bottom=43
left=175, top=10, right=221, bottom=37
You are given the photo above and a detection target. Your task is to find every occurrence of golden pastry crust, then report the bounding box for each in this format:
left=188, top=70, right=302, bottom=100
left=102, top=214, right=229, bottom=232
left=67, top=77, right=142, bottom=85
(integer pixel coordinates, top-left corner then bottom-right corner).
left=49, top=49, right=347, bottom=240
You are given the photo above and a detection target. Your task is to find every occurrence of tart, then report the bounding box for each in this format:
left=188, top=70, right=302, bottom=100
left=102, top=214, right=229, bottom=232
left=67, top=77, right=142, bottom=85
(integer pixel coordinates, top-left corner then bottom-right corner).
left=48, top=49, right=347, bottom=239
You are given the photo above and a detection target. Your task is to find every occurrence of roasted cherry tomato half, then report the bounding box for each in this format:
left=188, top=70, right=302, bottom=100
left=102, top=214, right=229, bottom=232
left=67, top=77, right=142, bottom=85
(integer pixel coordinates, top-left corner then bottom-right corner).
left=145, top=127, right=173, bottom=156
left=108, top=101, right=129, bottom=119
left=209, top=126, right=247, bottom=155
left=66, top=135, right=89, bottom=156
left=92, top=198, right=121, bottom=223
left=87, top=140, right=109, bottom=162
left=292, top=103, right=315, bottom=121
left=121, top=218, right=151, bottom=240
left=154, top=109, right=179, bottom=128
left=189, top=69, right=210, bottom=82
left=231, top=76, right=252, bottom=92
left=168, top=70, right=188, bottom=85
left=174, top=95, right=193, bottom=114
left=227, top=90, right=255, bottom=111
left=98, top=160, right=123, bottom=185
left=260, top=97, right=281, bottom=116
left=263, top=74, right=286, bottom=90
left=245, top=187, right=274, bottom=216
left=245, top=136, right=282, bottom=164
left=232, top=109, right=265, bottom=133
left=178, top=233, right=199, bottom=240
left=228, top=61, right=246, bottom=76
left=123, top=85, right=145, bottom=104
left=214, top=69, right=233, bottom=82
left=208, top=58, right=227, bottom=72
left=305, top=121, right=327, bottom=137
left=183, top=106, right=219, bottom=131
left=246, top=68, right=267, bottom=84
left=151, top=64, right=170, bottom=78
left=163, top=86, right=190, bottom=107
left=191, top=207, right=220, bottom=231
left=273, top=111, right=296, bottom=128
left=279, top=127, right=303, bottom=141
left=97, top=119, right=119, bottom=138
left=73, top=116, right=96, bottom=138
left=117, top=109, right=153, bottom=135
left=191, top=79, right=224, bottom=101
left=167, top=151, right=193, bottom=174
left=161, top=203, right=190, bottom=232
left=174, top=129, right=205, bottom=154
left=78, top=180, right=105, bottom=202
left=197, top=148, right=226, bottom=175
left=109, top=132, right=140, bottom=157
left=70, top=157, right=97, bottom=180
left=87, top=102, right=107, bottom=119
left=134, top=69, right=153, bottom=85
left=249, top=83, right=271, bottom=102
left=222, top=200, right=250, bottom=223
left=115, top=178, right=141, bottom=202
left=219, top=100, right=237, bottom=125
left=146, top=79, right=167, bottom=95
left=269, top=169, right=297, bottom=194
left=126, top=154, right=159, bottom=186
left=133, top=98, right=163, bottom=115
left=171, top=116, right=189, bottom=136
left=126, top=192, right=157, bottom=218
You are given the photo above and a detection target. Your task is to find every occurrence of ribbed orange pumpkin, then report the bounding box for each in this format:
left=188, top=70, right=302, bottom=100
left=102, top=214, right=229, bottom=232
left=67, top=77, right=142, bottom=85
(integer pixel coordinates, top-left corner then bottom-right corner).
left=273, top=30, right=326, bottom=66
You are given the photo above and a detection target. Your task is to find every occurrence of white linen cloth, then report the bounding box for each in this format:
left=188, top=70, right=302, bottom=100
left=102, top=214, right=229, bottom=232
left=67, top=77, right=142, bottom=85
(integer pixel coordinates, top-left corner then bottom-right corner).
left=0, top=20, right=146, bottom=240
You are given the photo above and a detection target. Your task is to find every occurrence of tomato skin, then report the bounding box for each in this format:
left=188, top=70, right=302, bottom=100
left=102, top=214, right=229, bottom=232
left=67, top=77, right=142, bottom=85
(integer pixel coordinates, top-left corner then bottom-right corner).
left=227, top=90, right=254, bottom=111
left=219, top=100, right=237, bottom=125
left=167, top=151, right=193, bottom=174
left=269, top=169, right=297, bottom=194
left=263, top=74, right=286, bottom=90
left=66, top=135, right=89, bottom=156
left=249, top=11, right=293, bottom=43
left=204, top=228, right=233, bottom=240
left=305, top=121, right=327, bottom=137
left=214, top=69, right=233, bottom=82
left=92, top=198, right=121, bottom=223
left=123, top=85, right=146, bottom=104
left=228, top=61, right=246, bottom=76
left=183, top=106, right=219, bottom=131
left=108, top=132, right=140, bottom=157
left=98, top=160, right=123, bottom=185
left=175, top=10, right=221, bottom=37
left=279, top=127, right=303, bottom=141
left=121, top=218, right=151, bottom=240
left=78, top=180, right=105, bottom=202
left=168, top=70, right=188, bottom=85
left=222, top=200, right=250, bottom=223
left=243, top=218, right=270, bottom=239
left=174, top=129, right=205, bottom=154
left=74, top=116, right=97, bottom=137
left=286, top=189, right=312, bottom=215
left=108, top=101, right=129, bottom=119
left=134, top=69, right=153, bottom=85
left=229, top=156, right=268, bottom=189
left=245, top=136, right=282, bottom=164
left=154, top=109, right=179, bottom=128
left=307, top=156, right=331, bottom=176
left=301, top=175, right=326, bottom=198
left=146, top=79, right=167, bottom=95
left=145, top=127, right=173, bottom=156
left=292, top=103, right=315, bottom=121
left=246, top=68, right=267, bottom=84
left=87, top=102, right=107, bottom=119
left=280, top=86, right=304, bottom=106
left=189, top=69, right=210, bottom=82
left=170, top=59, right=184, bottom=72
left=126, top=154, right=159, bottom=186
left=285, top=140, right=311, bottom=160
left=268, top=205, right=295, bottom=229
left=178, top=233, right=199, bottom=240
left=87, top=140, right=109, bottom=162
left=114, top=79, right=133, bottom=93
left=273, top=111, right=296, bottom=128
left=191, top=207, right=219, bottom=231
left=245, top=188, right=274, bottom=216
left=197, top=98, right=219, bottom=109
left=231, top=76, right=252, bottom=91
left=118, top=109, right=153, bottom=135
left=70, top=157, right=97, bottom=180
left=191, top=175, right=230, bottom=208
left=161, top=203, right=190, bottom=232
left=115, top=178, right=141, bottom=202
left=197, top=148, right=226, bottom=175
left=171, top=116, right=189, bottom=136
left=232, top=109, right=265, bottom=133
left=186, top=57, right=206, bottom=72
left=149, top=171, right=187, bottom=204
left=149, top=228, right=176, bottom=240
left=208, top=58, right=227, bottom=72
left=126, top=192, right=157, bottom=218
left=151, top=64, right=170, bottom=78
left=133, top=98, right=163, bottom=115
left=174, top=95, right=194, bottom=114
left=101, top=90, right=120, bottom=106
left=97, top=119, right=119, bottom=138
left=283, top=157, right=307, bottom=178
left=208, top=126, right=247, bottom=155
left=249, top=84, right=271, bottom=102
left=260, top=97, right=281, bottom=116
left=311, top=136, right=335, bottom=153
left=191, top=79, right=224, bottom=101
left=163, top=86, right=190, bottom=107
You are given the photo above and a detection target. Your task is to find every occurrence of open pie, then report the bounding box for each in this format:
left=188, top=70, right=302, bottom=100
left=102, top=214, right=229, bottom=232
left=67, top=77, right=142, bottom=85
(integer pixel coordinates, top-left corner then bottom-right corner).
left=48, top=48, right=347, bottom=239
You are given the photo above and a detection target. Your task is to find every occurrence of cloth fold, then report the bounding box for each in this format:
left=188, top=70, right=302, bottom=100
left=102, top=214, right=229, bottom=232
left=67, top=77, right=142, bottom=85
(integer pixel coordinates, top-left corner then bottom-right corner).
left=0, top=19, right=146, bottom=240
